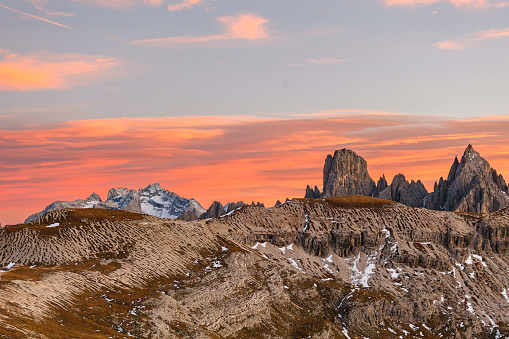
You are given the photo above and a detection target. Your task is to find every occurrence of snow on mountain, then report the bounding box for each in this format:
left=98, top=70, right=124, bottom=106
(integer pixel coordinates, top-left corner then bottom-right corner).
left=25, top=193, right=102, bottom=223
left=139, top=183, right=191, bottom=219
left=24, top=184, right=205, bottom=223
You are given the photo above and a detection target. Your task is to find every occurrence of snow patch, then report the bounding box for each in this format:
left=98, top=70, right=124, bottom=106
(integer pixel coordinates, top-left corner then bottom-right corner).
left=303, top=214, right=309, bottom=232
left=472, top=254, right=488, bottom=267
left=288, top=257, right=303, bottom=272
left=350, top=252, right=377, bottom=288
left=46, top=222, right=60, bottom=228
left=502, top=289, right=509, bottom=304
left=4, top=262, right=15, bottom=269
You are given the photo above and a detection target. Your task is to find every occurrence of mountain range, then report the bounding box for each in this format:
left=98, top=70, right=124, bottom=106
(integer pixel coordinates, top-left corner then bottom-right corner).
left=24, top=183, right=207, bottom=223
left=25, top=183, right=270, bottom=224
left=2, top=144, right=509, bottom=338
left=306, top=144, right=509, bottom=214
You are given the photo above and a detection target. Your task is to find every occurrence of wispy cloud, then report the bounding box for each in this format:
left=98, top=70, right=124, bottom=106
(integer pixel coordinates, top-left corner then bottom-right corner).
left=0, top=49, right=120, bottom=91
left=46, top=11, right=76, bottom=17
left=384, top=0, right=509, bottom=8
left=168, top=0, right=202, bottom=11
left=131, top=13, right=270, bottom=47
left=434, top=27, right=509, bottom=50
left=0, top=3, right=71, bottom=28
left=305, top=58, right=350, bottom=65
left=68, top=0, right=164, bottom=8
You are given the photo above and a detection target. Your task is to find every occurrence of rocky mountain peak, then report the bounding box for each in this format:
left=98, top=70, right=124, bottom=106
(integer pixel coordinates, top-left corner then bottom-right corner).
left=322, top=148, right=376, bottom=198
left=86, top=193, right=102, bottom=203
left=427, top=144, right=509, bottom=213
left=24, top=183, right=205, bottom=222
left=107, top=187, right=131, bottom=200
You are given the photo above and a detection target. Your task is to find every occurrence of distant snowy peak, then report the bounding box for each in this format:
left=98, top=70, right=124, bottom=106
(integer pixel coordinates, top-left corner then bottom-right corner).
left=139, top=183, right=192, bottom=219
left=25, top=193, right=102, bottom=223
left=24, top=183, right=205, bottom=223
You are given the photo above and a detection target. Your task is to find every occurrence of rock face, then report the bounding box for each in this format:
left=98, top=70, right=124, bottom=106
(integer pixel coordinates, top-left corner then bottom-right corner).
left=378, top=174, right=428, bottom=208
left=24, top=183, right=205, bottom=223
left=4, top=198, right=509, bottom=338
left=201, top=201, right=226, bottom=219
left=224, top=201, right=247, bottom=213
left=426, top=144, right=509, bottom=213
left=322, top=149, right=376, bottom=198
left=304, top=185, right=321, bottom=199
left=307, top=145, right=508, bottom=213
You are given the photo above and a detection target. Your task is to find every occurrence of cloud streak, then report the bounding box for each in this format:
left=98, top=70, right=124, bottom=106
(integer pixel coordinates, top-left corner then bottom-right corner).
left=2, top=111, right=509, bottom=225
left=131, top=13, right=270, bottom=47
left=384, top=0, right=509, bottom=8
left=0, top=3, right=71, bottom=28
left=168, top=0, right=202, bottom=12
left=68, top=0, right=162, bottom=8
left=0, top=49, right=120, bottom=91
left=305, top=58, right=350, bottom=65
left=434, top=27, right=509, bottom=50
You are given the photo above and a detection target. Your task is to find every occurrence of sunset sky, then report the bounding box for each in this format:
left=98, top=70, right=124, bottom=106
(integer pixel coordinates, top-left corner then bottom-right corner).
left=1, top=0, right=509, bottom=225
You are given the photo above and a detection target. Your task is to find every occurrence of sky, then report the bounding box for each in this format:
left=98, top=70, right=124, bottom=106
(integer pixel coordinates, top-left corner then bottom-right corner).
left=1, top=0, right=509, bottom=225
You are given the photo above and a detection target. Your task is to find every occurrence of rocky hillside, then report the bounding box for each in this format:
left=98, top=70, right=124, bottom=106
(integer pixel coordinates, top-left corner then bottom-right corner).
left=305, top=145, right=509, bottom=213
left=25, top=183, right=206, bottom=223
left=2, top=197, right=509, bottom=338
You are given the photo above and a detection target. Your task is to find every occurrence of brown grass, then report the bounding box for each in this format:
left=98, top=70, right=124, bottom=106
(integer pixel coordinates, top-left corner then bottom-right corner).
left=297, top=195, right=396, bottom=209
left=3, top=209, right=147, bottom=235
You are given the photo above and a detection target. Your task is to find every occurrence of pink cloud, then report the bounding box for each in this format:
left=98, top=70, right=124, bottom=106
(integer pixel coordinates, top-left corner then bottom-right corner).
left=168, top=0, right=202, bottom=12
left=434, top=27, right=509, bottom=50
left=68, top=0, right=164, bottom=8
left=384, top=0, right=508, bottom=8
left=2, top=112, right=509, bottom=226
left=45, top=11, right=76, bottom=17
left=131, top=13, right=270, bottom=47
left=0, top=49, right=120, bottom=91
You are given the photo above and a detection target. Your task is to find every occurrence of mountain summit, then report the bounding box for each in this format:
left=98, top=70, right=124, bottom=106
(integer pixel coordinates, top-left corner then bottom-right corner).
left=305, top=145, right=509, bottom=213
left=426, top=144, right=509, bottom=213
left=24, top=183, right=205, bottom=223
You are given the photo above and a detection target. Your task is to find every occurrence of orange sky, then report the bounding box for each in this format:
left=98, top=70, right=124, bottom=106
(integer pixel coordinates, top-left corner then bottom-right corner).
left=2, top=111, right=509, bottom=226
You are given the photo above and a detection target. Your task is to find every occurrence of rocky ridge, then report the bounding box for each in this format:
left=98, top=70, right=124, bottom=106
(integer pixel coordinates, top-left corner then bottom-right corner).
left=305, top=145, right=509, bottom=213
left=2, top=197, right=509, bottom=338
left=25, top=183, right=206, bottom=223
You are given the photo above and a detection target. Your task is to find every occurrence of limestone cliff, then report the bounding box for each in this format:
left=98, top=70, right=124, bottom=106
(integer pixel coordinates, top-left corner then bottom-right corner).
left=427, top=144, right=509, bottom=213
left=322, top=149, right=376, bottom=198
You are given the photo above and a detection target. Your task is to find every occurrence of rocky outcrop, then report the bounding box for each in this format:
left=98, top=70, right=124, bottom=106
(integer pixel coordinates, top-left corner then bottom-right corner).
left=426, top=145, right=509, bottom=213
left=374, top=175, right=388, bottom=198
left=307, top=145, right=507, bottom=213
left=224, top=201, right=247, bottom=213
left=177, top=209, right=199, bottom=221
left=24, top=183, right=206, bottom=223
left=201, top=201, right=226, bottom=219
left=250, top=201, right=265, bottom=207
left=378, top=174, right=428, bottom=208
left=322, top=149, right=376, bottom=198
left=304, top=185, right=321, bottom=198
